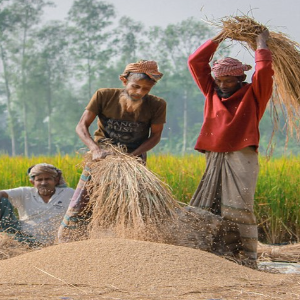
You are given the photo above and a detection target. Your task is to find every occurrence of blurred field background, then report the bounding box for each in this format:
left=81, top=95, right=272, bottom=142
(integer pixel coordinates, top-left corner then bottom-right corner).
left=0, top=154, right=299, bottom=244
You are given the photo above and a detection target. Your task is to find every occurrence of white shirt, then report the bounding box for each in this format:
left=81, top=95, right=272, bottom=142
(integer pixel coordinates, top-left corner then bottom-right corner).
left=4, top=187, right=74, bottom=244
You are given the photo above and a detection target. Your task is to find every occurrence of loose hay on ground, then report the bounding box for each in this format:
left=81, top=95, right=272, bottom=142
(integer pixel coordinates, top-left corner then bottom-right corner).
left=258, top=242, right=300, bottom=263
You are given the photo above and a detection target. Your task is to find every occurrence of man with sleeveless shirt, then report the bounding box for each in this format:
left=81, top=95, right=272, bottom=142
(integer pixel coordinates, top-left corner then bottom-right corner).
left=58, top=60, right=166, bottom=241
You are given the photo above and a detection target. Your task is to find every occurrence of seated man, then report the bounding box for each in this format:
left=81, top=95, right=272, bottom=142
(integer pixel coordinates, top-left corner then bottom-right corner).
left=0, top=163, right=74, bottom=246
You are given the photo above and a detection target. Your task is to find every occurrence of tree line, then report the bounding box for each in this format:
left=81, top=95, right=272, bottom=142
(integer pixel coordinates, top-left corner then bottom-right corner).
left=0, top=0, right=298, bottom=157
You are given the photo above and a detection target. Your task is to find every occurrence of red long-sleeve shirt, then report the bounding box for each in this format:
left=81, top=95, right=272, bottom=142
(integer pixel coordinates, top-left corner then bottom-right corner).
left=188, top=40, right=274, bottom=153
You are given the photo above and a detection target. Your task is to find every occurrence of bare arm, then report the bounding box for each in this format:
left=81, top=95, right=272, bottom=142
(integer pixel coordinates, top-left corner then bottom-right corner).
left=0, top=191, right=8, bottom=199
left=131, top=124, right=164, bottom=157
left=76, top=110, right=112, bottom=160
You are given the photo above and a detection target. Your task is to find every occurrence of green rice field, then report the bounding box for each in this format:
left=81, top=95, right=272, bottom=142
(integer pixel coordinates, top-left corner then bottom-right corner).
left=0, top=154, right=299, bottom=244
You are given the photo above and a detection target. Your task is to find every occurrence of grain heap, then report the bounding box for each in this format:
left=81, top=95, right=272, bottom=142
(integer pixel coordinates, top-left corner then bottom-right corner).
left=1, top=238, right=300, bottom=299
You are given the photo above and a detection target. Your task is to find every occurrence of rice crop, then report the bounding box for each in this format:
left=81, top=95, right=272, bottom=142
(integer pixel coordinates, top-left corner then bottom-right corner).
left=0, top=154, right=82, bottom=189
left=147, top=154, right=206, bottom=203
left=255, top=156, right=300, bottom=244
left=0, top=153, right=299, bottom=244
left=82, top=147, right=182, bottom=240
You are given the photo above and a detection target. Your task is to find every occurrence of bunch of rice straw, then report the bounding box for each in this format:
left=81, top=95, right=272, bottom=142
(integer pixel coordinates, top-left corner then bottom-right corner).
left=212, top=15, right=300, bottom=139
left=258, top=242, right=300, bottom=263
left=83, top=144, right=182, bottom=240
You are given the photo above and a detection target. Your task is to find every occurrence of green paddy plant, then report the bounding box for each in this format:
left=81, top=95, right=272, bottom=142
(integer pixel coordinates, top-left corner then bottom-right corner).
left=147, top=154, right=206, bottom=203
left=255, top=156, right=300, bottom=244
left=0, top=154, right=82, bottom=188
left=0, top=154, right=299, bottom=244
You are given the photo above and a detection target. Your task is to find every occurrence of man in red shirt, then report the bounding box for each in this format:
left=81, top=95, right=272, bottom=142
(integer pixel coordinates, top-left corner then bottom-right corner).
left=188, top=30, right=273, bottom=267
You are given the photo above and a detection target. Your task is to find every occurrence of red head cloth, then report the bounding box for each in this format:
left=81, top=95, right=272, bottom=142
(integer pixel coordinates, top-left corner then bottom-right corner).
left=120, top=60, right=163, bottom=82
left=211, top=57, right=252, bottom=77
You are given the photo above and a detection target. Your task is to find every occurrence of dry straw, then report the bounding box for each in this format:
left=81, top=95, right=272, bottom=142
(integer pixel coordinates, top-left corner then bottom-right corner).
left=83, top=144, right=182, bottom=240
left=258, top=242, right=300, bottom=263
left=212, top=15, right=300, bottom=139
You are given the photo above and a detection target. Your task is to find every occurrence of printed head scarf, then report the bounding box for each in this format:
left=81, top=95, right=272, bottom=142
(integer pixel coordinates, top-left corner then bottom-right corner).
left=211, top=57, right=252, bottom=77
left=120, top=60, right=163, bottom=82
left=28, top=163, right=67, bottom=187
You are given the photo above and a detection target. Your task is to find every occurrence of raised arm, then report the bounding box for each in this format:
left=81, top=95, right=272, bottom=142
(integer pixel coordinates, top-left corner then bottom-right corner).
left=187, top=32, right=225, bottom=95
left=252, top=29, right=274, bottom=119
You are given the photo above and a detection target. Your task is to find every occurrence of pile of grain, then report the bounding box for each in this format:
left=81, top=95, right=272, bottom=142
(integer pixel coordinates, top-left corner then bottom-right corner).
left=0, top=238, right=299, bottom=299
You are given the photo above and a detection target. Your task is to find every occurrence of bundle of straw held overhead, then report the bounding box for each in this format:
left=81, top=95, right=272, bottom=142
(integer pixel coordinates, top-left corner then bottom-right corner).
left=212, top=15, right=300, bottom=139
left=83, top=144, right=182, bottom=241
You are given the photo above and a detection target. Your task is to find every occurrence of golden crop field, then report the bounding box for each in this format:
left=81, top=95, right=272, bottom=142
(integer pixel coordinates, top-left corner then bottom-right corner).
left=0, top=154, right=299, bottom=244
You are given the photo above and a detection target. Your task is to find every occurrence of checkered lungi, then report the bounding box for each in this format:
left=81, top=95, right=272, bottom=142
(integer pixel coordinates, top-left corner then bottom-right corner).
left=190, top=147, right=259, bottom=260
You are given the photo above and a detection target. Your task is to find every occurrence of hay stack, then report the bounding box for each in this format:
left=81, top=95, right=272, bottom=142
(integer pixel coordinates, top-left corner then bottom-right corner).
left=84, top=146, right=182, bottom=241
left=213, top=16, right=300, bottom=139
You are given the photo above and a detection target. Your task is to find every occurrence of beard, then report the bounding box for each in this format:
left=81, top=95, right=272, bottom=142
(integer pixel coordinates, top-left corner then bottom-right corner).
left=37, top=186, right=55, bottom=196
left=119, top=91, right=143, bottom=120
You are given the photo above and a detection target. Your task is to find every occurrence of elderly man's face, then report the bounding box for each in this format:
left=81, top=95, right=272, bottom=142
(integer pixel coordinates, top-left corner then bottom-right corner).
left=124, top=77, right=155, bottom=101
left=31, top=172, right=59, bottom=196
left=119, top=76, right=156, bottom=119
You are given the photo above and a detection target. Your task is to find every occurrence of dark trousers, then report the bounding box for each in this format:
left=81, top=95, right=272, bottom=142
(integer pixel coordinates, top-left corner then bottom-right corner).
left=0, top=197, right=39, bottom=246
